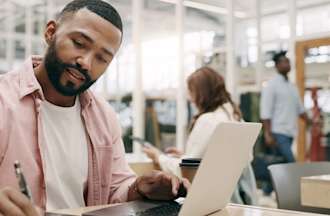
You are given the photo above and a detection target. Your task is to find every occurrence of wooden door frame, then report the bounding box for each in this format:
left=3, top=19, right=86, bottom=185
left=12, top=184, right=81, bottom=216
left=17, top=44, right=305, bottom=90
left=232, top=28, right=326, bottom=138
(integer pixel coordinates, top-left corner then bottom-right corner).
left=296, top=37, right=330, bottom=161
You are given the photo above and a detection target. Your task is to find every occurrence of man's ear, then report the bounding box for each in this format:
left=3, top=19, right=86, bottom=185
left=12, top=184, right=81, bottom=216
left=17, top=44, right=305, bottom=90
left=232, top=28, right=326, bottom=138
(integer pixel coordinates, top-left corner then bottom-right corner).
left=44, top=20, right=57, bottom=45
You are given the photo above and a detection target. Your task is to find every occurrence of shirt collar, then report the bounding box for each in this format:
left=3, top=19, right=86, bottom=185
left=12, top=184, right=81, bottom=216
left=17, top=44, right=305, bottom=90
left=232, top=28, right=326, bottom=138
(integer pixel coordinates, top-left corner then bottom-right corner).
left=19, top=56, right=44, bottom=100
left=275, top=73, right=288, bottom=82
left=19, top=56, right=93, bottom=109
left=79, top=90, right=93, bottom=109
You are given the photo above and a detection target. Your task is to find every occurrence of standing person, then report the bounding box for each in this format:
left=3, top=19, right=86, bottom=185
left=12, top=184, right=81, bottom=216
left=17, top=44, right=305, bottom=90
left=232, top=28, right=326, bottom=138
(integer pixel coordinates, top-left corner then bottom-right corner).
left=143, top=67, right=258, bottom=205
left=0, top=1, right=189, bottom=215
left=309, top=88, right=324, bottom=161
left=260, top=51, right=307, bottom=194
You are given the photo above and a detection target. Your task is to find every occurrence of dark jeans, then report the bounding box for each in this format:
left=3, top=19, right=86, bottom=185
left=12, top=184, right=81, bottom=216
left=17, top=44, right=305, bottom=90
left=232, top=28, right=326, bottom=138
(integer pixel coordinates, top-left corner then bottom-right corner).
left=270, top=133, right=295, bottom=163
left=262, top=133, right=295, bottom=195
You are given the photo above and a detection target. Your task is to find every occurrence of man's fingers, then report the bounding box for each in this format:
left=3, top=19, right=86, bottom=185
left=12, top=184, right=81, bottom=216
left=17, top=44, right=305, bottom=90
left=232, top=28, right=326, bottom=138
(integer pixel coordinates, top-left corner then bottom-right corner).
left=151, top=172, right=177, bottom=195
left=159, top=173, right=173, bottom=187
left=170, top=175, right=180, bottom=196
left=0, top=199, right=25, bottom=216
left=7, top=189, right=39, bottom=216
left=141, top=170, right=164, bottom=184
left=182, top=178, right=191, bottom=190
left=138, top=171, right=190, bottom=200
left=0, top=189, right=26, bottom=216
left=156, top=172, right=181, bottom=196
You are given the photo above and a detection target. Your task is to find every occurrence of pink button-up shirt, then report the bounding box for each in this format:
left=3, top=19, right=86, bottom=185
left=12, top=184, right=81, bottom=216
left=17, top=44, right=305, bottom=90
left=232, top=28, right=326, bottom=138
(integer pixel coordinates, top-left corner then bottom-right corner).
left=0, top=57, right=136, bottom=210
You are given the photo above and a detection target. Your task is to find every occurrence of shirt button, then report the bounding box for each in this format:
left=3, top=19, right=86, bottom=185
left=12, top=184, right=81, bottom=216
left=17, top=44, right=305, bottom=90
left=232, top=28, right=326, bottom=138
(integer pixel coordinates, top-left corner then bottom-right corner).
left=35, top=98, right=42, bottom=105
left=35, top=99, right=42, bottom=111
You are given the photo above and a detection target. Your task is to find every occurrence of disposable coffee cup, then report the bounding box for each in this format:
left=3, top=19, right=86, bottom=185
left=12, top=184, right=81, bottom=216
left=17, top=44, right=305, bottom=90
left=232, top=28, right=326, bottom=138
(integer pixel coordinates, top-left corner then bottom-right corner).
left=179, top=158, right=201, bottom=183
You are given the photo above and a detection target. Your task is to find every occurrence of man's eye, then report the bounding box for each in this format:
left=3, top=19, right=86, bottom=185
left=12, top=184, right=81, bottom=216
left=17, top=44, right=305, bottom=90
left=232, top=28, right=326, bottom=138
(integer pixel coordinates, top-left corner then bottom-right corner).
left=73, top=39, right=84, bottom=48
left=96, top=55, right=108, bottom=63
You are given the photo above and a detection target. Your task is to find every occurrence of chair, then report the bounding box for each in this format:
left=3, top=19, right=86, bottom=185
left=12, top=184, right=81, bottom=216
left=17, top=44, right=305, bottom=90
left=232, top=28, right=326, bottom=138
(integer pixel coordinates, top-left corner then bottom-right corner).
left=268, top=162, right=330, bottom=214
left=145, top=100, right=161, bottom=149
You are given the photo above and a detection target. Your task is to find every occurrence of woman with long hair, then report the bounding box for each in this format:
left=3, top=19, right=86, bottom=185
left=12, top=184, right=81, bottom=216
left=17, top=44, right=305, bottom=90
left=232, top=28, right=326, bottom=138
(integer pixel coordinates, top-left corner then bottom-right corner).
left=144, top=66, right=241, bottom=165
left=143, top=67, right=257, bottom=204
left=187, top=66, right=241, bottom=129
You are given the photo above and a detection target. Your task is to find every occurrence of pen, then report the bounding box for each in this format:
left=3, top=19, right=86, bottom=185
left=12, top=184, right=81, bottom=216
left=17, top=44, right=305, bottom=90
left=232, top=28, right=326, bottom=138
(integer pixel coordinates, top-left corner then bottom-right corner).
left=14, top=161, right=32, bottom=200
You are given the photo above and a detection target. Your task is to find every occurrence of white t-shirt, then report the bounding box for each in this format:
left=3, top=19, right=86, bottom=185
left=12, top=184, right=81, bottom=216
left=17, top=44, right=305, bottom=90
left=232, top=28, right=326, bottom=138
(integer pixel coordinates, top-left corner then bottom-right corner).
left=40, top=98, right=88, bottom=211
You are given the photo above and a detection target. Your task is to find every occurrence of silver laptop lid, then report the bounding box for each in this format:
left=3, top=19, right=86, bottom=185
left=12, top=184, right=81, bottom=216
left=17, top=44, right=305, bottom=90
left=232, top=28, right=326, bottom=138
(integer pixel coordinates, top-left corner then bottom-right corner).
left=179, top=122, right=261, bottom=216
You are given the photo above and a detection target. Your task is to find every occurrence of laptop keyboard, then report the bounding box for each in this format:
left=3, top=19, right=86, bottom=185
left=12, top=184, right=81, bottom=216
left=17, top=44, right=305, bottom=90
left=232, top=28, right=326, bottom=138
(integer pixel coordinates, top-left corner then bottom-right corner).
left=133, top=202, right=182, bottom=216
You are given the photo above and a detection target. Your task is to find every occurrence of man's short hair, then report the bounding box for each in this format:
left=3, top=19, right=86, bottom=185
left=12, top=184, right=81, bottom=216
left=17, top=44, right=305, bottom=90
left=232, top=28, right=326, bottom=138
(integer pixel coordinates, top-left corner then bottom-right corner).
left=59, top=0, right=123, bottom=33
left=272, top=50, right=287, bottom=65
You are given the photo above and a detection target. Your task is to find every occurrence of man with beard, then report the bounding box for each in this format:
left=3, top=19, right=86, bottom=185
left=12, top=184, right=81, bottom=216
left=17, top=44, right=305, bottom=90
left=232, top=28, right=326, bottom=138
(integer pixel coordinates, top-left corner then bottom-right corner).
left=260, top=51, right=307, bottom=195
left=0, top=0, right=189, bottom=215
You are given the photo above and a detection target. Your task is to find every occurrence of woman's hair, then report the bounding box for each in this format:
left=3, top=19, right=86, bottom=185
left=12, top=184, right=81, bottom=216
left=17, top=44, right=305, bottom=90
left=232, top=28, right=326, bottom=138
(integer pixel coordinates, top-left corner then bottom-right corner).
left=187, top=66, right=241, bottom=131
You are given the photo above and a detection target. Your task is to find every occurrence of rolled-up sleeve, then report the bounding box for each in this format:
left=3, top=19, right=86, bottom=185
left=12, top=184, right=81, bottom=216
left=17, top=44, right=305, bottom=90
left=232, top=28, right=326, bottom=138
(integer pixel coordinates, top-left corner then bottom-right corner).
left=108, top=118, right=137, bottom=203
left=298, top=99, right=305, bottom=115
left=260, top=84, right=274, bottom=120
left=295, top=89, right=305, bottom=115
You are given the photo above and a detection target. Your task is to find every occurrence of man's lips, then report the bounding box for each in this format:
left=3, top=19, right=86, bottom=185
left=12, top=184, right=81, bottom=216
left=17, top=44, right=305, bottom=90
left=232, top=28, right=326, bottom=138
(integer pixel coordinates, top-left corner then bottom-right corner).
left=65, top=68, right=86, bottom=81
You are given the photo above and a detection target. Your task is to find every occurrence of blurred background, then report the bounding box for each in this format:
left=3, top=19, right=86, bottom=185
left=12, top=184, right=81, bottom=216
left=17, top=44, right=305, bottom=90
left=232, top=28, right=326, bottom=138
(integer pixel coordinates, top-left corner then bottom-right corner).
left=2, top=0, right=330, bottom=207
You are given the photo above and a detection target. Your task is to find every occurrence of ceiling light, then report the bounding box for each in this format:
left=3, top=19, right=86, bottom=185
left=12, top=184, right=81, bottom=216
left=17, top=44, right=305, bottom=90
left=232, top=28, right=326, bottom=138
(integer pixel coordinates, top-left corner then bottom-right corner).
left=184, top=1, right=246, bottom=18
left=158, top=0, right=247, bottom=18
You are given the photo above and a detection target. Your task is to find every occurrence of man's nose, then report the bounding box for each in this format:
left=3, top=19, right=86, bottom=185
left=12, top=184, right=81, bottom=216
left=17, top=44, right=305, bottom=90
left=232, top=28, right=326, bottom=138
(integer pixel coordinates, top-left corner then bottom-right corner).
left=76, top=54, right=92, bottom=72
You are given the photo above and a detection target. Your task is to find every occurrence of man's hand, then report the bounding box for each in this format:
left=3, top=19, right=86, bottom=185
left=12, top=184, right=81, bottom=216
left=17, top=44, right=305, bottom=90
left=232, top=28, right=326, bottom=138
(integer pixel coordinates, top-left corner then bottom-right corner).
left=261, top=119, right=276, bottom=147
left=264, top=132, right=276, bottom=147
left=0, top=187, right=40, bottom=216
left=128, top=171, right=190, bottom=201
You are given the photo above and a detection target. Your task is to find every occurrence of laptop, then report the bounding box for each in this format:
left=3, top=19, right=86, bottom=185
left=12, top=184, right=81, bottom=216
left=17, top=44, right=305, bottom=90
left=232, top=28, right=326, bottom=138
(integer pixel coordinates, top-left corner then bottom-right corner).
left=83, top=122, right=262, bottom=216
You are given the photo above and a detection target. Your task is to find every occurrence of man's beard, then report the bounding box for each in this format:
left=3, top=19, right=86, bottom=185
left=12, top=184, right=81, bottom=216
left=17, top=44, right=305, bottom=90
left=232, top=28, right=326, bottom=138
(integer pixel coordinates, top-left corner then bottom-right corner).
left=44, top=40, right=96, bottom=96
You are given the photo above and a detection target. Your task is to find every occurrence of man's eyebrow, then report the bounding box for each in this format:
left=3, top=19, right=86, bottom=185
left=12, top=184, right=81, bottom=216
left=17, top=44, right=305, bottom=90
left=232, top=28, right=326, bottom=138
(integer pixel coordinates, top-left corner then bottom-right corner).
left=76, top=32, right=114, bottom=56
left=101, top=47, right=114, bottom=57
left=77, top=32, right=93, bottom=43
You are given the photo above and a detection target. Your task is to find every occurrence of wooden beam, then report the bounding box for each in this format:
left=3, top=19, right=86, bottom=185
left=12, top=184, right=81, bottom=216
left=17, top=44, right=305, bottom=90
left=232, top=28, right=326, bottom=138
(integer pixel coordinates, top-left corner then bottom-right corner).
left=296, top=41, right=306, bottom=161
left=295, top=37, right=330, bottom=161
left=297, top=37, right=330, bottom=49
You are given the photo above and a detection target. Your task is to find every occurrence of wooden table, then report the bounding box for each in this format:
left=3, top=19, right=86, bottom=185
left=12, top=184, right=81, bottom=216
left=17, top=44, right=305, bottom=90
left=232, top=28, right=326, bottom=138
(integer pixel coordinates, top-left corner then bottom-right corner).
left=301, top=175, right=330, bottom=209
left=49, top=203, right=325, bottom=216
left=126, top=154, right=159, bottom=176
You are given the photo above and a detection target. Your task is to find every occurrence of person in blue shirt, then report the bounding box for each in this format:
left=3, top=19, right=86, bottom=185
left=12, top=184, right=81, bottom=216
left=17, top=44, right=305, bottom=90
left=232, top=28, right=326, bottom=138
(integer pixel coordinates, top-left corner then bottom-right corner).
left=260, top=51, right=307, bottom=194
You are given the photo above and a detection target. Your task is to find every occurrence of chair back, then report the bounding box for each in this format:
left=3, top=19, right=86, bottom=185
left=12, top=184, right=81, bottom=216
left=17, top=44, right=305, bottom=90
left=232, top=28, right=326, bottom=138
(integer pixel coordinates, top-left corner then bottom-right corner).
left=268, top=162, right=330, bottom=214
